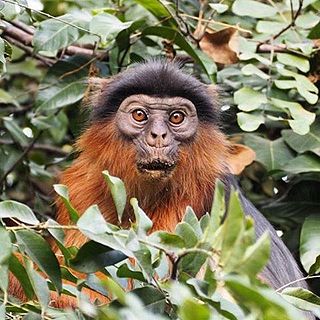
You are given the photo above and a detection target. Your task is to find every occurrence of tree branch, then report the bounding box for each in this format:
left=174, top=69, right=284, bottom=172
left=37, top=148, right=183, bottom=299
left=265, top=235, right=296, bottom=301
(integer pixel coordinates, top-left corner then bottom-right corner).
left=0, top=139, right=69, bottom=156
left=257, top=0, right=304, bottom=49
left=1, top=20, right=105, bottom=64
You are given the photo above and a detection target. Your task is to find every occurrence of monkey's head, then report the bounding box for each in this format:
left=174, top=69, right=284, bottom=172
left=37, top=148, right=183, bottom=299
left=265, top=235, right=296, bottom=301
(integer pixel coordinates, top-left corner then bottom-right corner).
left=90, top=61, right=220, bottom=180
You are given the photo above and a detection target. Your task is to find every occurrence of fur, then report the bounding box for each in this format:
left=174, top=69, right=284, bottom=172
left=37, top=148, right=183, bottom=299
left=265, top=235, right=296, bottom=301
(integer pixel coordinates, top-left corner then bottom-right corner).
left=92, top=61, right=219, bottom=123
left=57, top=119, right=229, bottom=247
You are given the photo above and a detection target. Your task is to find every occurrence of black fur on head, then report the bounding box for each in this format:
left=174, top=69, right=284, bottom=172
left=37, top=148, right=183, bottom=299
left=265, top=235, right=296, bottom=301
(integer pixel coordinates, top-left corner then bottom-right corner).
left=92, top=60, right=219, bottom=124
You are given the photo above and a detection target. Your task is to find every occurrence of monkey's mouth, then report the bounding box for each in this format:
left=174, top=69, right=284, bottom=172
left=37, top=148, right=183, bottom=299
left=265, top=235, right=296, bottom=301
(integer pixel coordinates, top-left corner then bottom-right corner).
left=137, top=160, right=176, bottom=173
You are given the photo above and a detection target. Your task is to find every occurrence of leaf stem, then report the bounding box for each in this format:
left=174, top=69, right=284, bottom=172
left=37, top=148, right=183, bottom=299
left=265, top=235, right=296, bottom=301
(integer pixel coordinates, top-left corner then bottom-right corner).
left=276, top=275, right=320, bottom=292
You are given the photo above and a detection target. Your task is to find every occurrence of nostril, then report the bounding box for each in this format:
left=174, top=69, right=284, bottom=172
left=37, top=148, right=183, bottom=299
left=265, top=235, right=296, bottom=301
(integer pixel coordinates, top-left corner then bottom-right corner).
left=151, top=132, right=157, bottom=139
left=161, top=133, right=167, bottom=139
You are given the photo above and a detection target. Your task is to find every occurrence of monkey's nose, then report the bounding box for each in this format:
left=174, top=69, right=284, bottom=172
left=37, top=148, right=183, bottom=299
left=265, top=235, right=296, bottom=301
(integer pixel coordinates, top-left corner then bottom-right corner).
left=146, top=122, right=169, bottom=147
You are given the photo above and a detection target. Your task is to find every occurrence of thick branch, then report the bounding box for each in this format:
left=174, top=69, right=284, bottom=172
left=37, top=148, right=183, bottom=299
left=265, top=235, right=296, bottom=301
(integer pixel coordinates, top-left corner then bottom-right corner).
left=1, top=21, right=105, bottom=63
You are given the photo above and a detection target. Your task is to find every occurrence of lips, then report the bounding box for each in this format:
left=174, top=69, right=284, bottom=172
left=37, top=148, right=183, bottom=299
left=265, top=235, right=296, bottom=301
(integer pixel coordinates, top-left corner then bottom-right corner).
left=137, top=159, right=175, bottom=172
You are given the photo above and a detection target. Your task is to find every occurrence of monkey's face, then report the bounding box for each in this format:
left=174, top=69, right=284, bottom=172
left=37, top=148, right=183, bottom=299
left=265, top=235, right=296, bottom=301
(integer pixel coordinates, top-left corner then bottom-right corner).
left=116, top=94, right=198, bottom=179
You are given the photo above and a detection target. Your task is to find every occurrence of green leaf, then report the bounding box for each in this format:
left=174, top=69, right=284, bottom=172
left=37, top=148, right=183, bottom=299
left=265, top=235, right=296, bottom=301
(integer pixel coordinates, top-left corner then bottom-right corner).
left=0, top=264, right=8, bottom=293
left=0, top=227, right=11, bottom=265
left=0, top=1, right=21, bottom=20
left=0, top=89, right=17, bottom=105
left=274, top=80, right=297, bottom=90
left=15, top=229, right=62, bottom=293
left=183, top=206, right=202, bottom=239
left=237, top=112, right=264, bottom=132
left=151, top=231, right=186, bottom=250
left=244, top=135, right=294, bottom=171
left=175, top=222, right=198, bottom=248
left=53, top=184, right=79, bottom=223
left=237, top=232, right=270, bottom=277
left=77, top=205, right=111, bottom=234
left=179, top=298, right=211, bottom=320
left=133, top=0, right=176, bottom=27
left=209, top=3, right=228, bottom=13
left=283, top=155, right=320, bottom=174
left=70, top=241, right=127, bottom=273
left=9, top=254, right=35, bottom=300
left=0, top=200, right=39, bottom=225
left=3, top=117, right=29, bottom=146
left=0, top=304, right=4, bottom=320
left=117, top=263, right=146, bottom=282
left=276, top=70, right=318, bottom=104
left=102, top=171, right=127, bottom=223
left=281, top=287, right=320, bottom=317
left=7, top=59, right=42, bottom=78
left=77, top=205, right=132, bottom=256
left=36, top=80, right=86, bottom=112
left=308, top=21, right=320, bottom=39
left=130, top=198, right=153, bottom=236
left=296, top=11, right=320, bottom=29
left=282, top=122, right=320, bottom=154
left=133, top=245, right=154, bottom=281
left=220, top=191, right=245, bottom=268
left=90, top=13, right=133, bottom=42
left=203, top=180, right=225, bottom=243
left=256, top=21, right=287, bottom=34
left=232, top=0, right=277, bottom=18
left=277, top=53, right=310, bottom=73
left=131, top=287, right=166, bottom=313
left=25, top=260, right=50, bottom=312
left=300, top=215, right=320, bottom=274
left=225, top=277, right=303, bottom=319
left=234, top=87, right=267, bottom=112
left=100, top=277, right=126, bottom=305
left=48, top=111, right=69, bottom=143
left=271, top=98, right=315, bottom=134
left=241, top=64, right=270, bottom=80
left=33, top=14, right=88, bottom=53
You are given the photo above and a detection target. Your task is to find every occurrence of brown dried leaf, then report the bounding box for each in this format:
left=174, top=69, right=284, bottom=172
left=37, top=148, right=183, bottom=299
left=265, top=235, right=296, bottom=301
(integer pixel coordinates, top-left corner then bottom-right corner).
left=227, top=143, right=256, bottom=175
left=199, top=27, right=239, bottom=65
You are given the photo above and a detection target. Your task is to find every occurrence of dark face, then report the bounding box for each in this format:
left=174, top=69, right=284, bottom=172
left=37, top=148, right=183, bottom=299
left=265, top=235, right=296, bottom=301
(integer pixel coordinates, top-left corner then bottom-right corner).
left=116, top=94, right=198, bottom=179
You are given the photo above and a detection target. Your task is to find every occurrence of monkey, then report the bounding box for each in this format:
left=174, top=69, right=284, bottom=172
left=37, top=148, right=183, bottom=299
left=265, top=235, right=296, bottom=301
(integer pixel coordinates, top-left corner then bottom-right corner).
left=8, top=60, right=314, bottom=318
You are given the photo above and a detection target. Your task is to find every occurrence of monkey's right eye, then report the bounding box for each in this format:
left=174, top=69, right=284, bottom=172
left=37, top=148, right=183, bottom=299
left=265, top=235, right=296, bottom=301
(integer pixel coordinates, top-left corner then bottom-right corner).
left=132, top=109, right=148, bottom=122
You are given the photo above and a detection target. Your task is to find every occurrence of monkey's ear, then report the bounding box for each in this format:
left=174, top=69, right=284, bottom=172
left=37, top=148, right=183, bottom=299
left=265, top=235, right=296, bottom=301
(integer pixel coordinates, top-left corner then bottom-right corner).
left=227, top=144, right=256, bottom=175
left=83, top=77, right=112, bottom=108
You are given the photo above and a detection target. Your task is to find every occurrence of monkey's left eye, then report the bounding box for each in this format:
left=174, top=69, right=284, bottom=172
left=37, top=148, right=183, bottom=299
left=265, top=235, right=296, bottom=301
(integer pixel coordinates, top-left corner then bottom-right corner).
left=132, top=109, right=148, bottom=122
left=169, top=111, right=185, bottom=125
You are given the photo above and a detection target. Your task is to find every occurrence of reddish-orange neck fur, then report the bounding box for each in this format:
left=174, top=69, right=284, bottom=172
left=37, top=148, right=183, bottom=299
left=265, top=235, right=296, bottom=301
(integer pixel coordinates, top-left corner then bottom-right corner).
left=57, top=119, right=230, bottom=246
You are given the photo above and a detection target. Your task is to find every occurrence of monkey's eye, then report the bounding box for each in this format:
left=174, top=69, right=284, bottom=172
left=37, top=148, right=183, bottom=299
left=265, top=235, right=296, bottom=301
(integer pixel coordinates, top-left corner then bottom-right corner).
left=169, top=111, right=185, bottom=125
left=132, top=109, right=148, bottom=122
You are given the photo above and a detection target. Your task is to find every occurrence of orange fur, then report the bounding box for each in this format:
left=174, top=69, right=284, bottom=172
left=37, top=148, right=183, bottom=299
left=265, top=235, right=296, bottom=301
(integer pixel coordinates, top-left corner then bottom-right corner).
left=10, top=117, right=230, bottom=308
left=57, top=119, right=230, bottom=242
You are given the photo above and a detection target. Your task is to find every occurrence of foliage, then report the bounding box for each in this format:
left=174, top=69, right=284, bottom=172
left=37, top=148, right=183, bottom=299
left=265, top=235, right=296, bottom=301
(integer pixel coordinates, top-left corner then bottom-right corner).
left=0, top=178, right=319, bottom=319
left=0, top=0, right=320, bottom=318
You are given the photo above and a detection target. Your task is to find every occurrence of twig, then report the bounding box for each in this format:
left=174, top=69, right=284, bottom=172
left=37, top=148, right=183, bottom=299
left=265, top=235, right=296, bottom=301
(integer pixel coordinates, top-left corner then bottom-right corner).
left=170, top=248, right=213, bottom=280
left=0, top=132, right=42, bottom=186
left=257, top=43, right=287, bottom=53
left=174, top=0, right=198, bottom=42
left=276, top=275, right=320, bottom=292
left=0, top=139, right=69, bottom=156
left=2, top=0, right=100, bottom=38
left=180, top=13, right=252, bottom=34
left=257, top=0, right=304, bottom=48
